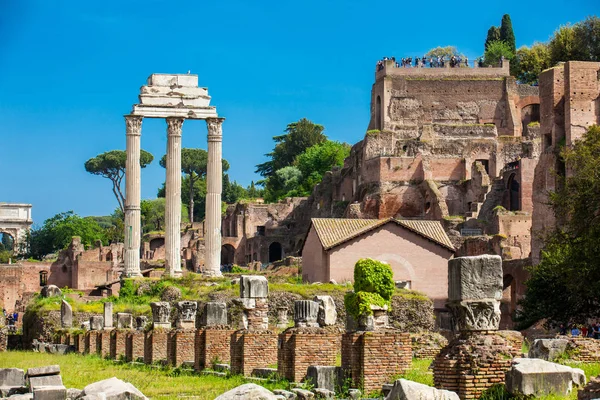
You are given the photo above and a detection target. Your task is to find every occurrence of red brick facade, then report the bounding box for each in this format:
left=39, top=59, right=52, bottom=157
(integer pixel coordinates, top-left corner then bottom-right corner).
left=169, top=330, right=196, bottom=366
left=109, top=330, right=128, bottom=360
left=195, top=328, right=234, bottom=370
left=278, top=329, right=340, bottom=382
left=84, top=331, right=100, bottom=355
left=432, top=331, right=523, bottom=400
left=144, top=330, right=169, bottom=364
left=98, top=330, right=112, bottom=358
left=341, top=331, right=411, bottom=393
left=126, top=331, right=145, bottom=362
left=230, top=331, right=278, bottom=376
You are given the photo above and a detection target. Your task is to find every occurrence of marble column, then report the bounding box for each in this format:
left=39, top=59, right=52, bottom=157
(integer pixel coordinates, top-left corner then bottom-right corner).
left=205, top=118, right=224, bottom=276
left=123, top=115, right=143, bottom=277
left=165, top=117, right=184, bottom=277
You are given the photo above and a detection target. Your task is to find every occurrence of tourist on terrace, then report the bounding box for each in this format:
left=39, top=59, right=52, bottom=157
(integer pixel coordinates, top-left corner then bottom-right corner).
left=594, top=324, right=600, bottom=339
left=571, top=325, right=581, bottom=337
left=6, top=313, right=14, bottom=326
left=559, top=324, right=567, bottom=335
left=13, top=312, right=18, bottom=323
left=465, top=57, right=469, bottom=67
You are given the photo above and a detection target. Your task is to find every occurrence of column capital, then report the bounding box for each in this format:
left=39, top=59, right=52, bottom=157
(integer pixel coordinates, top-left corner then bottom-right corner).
left=166, top=117, right=184, bottom=136
left=206, top=117, right=225, bottom=137
left=125, top=115, right=143, bottom=135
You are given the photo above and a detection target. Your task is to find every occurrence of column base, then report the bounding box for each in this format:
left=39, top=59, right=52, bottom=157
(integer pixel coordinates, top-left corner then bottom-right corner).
left=202, top=271, right=223, bottom=278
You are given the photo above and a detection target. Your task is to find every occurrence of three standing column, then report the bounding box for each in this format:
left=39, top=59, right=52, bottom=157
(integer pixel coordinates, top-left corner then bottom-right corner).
left=165, top=118, right=184, bottom=277
left=124, top=116, right=143, bottom=277
left=205, top=118, right=225, bottom=277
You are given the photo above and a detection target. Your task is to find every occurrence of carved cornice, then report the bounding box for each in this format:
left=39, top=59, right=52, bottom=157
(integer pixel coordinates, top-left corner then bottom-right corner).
left=166, top=117, right=184, bottom=136
left=125, top=115, right=143, bottom=134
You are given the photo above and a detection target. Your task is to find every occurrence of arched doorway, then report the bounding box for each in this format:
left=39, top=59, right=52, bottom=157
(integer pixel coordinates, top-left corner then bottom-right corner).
left=375, top=96, right=382, bottom=130
left=507, top=173, right=520, bottom=211
left=0, top=232, right=15, bottom=251
left=268, top=242, right=283, bottom=263
left=221, top=244, right=235, bottom=266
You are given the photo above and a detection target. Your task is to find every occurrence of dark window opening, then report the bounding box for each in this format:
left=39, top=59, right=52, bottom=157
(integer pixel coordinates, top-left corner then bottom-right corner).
left=256, top=226, right=266, bottom=236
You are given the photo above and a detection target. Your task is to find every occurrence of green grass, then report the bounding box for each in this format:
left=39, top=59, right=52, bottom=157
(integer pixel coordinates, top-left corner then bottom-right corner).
left=0, top=351, right=289, bottom=399
left=391, top=358, right=434, bottom=386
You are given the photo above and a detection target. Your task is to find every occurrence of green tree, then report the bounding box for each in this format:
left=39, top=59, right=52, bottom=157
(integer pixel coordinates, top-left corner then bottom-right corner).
left=514, top=42, right=551, bottom=84
left=29, top=211, right=107, bottom=259
left=548, top=24, right=579, bottom=65
left=425, top=46, right=463, bottom=59
left=264, top=166, right=303, bottom=202
left=573, top=16, right=600, bottom=61
left=295, top=141, right=350, bottom=193
left=485, top=26, right=501, bottom=50
left=256, top=118, right=326, bottom=178
left=85, top=150, right=154, bottom=213
left=500, top=14, right=516, bottom=54
left=484, top=40, right=514, bottom=67
left=518, top=125, right=600, bottom=327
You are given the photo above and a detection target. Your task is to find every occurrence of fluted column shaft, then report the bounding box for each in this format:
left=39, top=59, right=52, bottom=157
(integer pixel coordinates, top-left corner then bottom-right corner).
left=124, top=116, right=143, bottom=277
left=205, top=118, right=224, bottom=276
left=165, top=118, right=184, bottom=277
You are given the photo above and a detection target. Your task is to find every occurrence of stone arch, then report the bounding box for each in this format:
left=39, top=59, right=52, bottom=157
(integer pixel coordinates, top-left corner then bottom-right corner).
left=0, top=231, right=15, bottom=251
left=220, top=244, right=235, bottom=265
left=517, top=96, right=540, bottom=135
left=268, top=242, right=283, bottom=263
left=507, top=173, right=520, bottom=211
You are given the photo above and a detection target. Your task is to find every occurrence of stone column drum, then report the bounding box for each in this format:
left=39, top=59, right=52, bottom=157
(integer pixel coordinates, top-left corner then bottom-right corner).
left=204, top=117, right=224, bottom=277
left=165, top=117, right=184, bottom=277
left=123, top=115, right=143, bottom=277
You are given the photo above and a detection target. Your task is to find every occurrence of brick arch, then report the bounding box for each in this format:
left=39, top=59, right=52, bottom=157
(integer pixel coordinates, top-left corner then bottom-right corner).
left=516, top=95, right=540, bottom=109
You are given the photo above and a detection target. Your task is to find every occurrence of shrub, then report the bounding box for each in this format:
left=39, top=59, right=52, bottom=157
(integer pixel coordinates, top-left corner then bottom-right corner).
left=345, top=258, right=395, bottom=319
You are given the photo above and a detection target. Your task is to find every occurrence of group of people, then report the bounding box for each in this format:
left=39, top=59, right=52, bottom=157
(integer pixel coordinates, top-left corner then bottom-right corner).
left=376, top=55, right=473, bottom=70
left=560, top=323, right=600, bottom=338
left=2, top=309, right=19, bottom=330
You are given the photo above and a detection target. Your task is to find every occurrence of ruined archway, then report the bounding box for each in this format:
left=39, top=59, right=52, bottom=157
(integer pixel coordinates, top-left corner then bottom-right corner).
left=268, top=242, right=283, bottom=263
left=507, top=173, right=520, bottom=211
left=220, top=244, right=235, bottom=266
left=0, top=204, right=32, bottom=255
left=0, top=232, right=15, bottom=251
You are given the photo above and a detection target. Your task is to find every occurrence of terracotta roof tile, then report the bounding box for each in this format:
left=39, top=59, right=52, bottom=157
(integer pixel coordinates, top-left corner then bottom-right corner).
left=310, top=218, right=454, bottom=252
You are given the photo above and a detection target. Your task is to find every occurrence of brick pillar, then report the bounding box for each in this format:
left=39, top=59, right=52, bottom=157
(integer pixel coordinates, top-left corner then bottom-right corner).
left=169, top=330, right=196, bottom=366
left=194, top=328, right=235, bottom=371
left=341, top=331, right=411, bottom=393
left=85, top=331, right=100, bottom=355
left=277, top=329, right=340, bottom=382
left=126, top=331, right=145, bottom=362
left=98, top=330, right=112, bottom=357
left=110, top=330, right=128, bottom=360
left=230, top=331, right=278, bottom=376
left=144, top=330, right=169, bottom=364
left=74, top=334, right=85, bottom=354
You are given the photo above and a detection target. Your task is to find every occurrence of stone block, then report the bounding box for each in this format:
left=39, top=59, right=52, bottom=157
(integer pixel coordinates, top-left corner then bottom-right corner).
left=89, top=316, right=104, bottom=331
left=150, top=302, right=171, bottom=329
left=529, top=338, right=569, bottom=361
left=116, top=313, right=133, bottom=329
left=313, top=388, right=334, bottom=399
left=448, top=255, right=502, bottom=301
left=5, top=394, right=32, bottom=400
left=175, top=301, right=197, bottom=329
left=313, top=296, right=337, bottom=326
left=199, top=302, right=228, bottom=327
left=240, top=275, right=268, bottom=298
left=135, top=316, right=148, bottom=331
left=251, top=367, right=278, bottom=378
left=276, top=308, right=289, bottom=329
left=291, top=388, right=314, bottom=399
left=40, top=285, right=61, bottom=298
left=306, top=366, right=340, bottom=392
left=505, top=358, right=586, bottom=396
left=0, top=386, right=28, bottom=397
left=26, top=365, right=60, bottom=377
left=214, top=383, right=277, bottom=400
left=66, top=388, right=82, bottom=399
left=104, top=302, right=113, bottom=328
left=294, top=300, right=319, bottom=328
left=60, top=300, right=72, bottom=328
left=80, top=377, right=147, bottom=399
left=385, top=379, right=459, bottom=400
left=32, top=385, right=66, bottom=400
left=28, top=375, right=63, bottom=390
left=273, top=389, right=296, bottom=399
left=0, top=368, right=24, bottom=387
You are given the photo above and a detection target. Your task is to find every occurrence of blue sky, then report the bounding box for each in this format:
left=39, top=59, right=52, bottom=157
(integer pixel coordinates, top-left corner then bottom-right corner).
left=1, top=0, right=597, bottom=224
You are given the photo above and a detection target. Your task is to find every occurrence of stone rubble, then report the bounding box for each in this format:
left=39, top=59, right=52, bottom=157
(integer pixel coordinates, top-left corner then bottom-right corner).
left=505, top=357, right=586, bottom=396
left=385, top=379, right=459, bottom=400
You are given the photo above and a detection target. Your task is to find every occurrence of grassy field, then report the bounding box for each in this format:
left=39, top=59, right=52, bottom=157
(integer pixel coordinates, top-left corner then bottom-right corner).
left=0, top=351, right=290, bottom=399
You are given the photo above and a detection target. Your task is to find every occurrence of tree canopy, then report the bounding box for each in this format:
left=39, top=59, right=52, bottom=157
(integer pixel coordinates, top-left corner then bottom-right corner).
left=84, top=150, right=154, bottom=213
left=500, top=14, right=516, bottom=54
left=483, top=40, right=515, bottom=67
left=29, top=211, right=107, bottom=259
left=514, top=43, right=551, bottom=84
left=425, top=46, right=463, bottom=59
left=517, top=125, right=600, bottom=328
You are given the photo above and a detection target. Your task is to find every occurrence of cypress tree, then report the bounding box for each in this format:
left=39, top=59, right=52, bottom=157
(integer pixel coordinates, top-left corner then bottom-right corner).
left=485, top=26, right=501, bottom=50
left=500, top=14, right=516, bottom=54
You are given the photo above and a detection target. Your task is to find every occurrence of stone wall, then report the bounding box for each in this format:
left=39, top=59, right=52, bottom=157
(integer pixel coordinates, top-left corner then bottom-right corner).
left=410, top=332, right=448, bottom=359
left=567, top=337, right=600, bottom=362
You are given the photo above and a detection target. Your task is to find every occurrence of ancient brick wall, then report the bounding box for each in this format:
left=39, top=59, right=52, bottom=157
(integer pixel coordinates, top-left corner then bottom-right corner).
left=410, top=332, right=448, bottom=359
left=144, top=330, right=169, bottom=364
left=567, top=337, right=600, bottom=362
left=126, top=331, right=144, bottom=362
left=230, top=331, right=278, bottom=376
left=73, top=261, right=112, bottom=290
left=169, top=329, right=196, bottom=366
left=98, top=330, right=111, bottom=357
left=109, top=330, right=128, bottom=360
left=341, top=331, right=411, bottom=393
left=74, top=333, right=85, bottom=353
left=432, top=331, right=523, bottom=400
left=565, top=62, right=600, bottom=146
left=84, top=331, right=100, bottom=355
left=195, top=328, right=234, bottom=370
